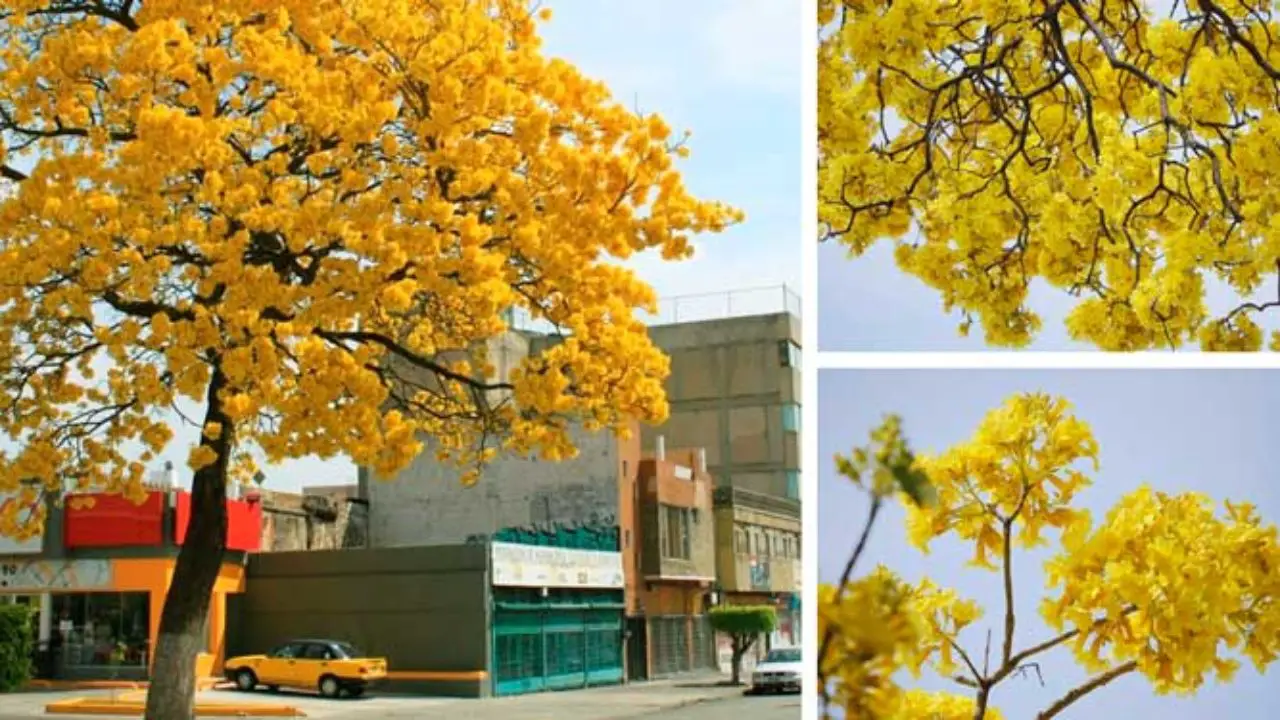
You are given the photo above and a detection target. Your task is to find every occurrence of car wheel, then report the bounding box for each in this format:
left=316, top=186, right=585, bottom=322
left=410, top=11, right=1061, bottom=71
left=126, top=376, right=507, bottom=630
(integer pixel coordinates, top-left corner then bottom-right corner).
left=319, top=675, right=341, bottom=699
left=234, top=669, right=257, bottom=692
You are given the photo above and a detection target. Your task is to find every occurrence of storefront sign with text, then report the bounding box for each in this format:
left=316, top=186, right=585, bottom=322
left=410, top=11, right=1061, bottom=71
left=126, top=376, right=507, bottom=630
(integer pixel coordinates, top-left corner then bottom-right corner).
left=490, top=542, right=624, bottom=589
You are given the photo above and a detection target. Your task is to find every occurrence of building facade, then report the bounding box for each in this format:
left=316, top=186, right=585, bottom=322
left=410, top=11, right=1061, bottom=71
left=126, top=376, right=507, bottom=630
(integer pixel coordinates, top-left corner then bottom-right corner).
left=629, top=444, right=719, bottom=679
left=0, top=486, right=261, bottom=681
left=228, top=540, right=627, bottom=698
left=645, top=310, right=802, bottom=502
left=358, top=410, right=641, bottom=694
left=254, top=485, right=368, bottom=552
left=712, top=486, right=802, bottom=652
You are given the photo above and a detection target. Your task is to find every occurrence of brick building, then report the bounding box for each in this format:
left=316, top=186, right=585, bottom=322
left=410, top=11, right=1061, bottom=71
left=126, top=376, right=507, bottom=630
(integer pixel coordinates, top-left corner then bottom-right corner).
left=628, top=442, right=719, bottom=679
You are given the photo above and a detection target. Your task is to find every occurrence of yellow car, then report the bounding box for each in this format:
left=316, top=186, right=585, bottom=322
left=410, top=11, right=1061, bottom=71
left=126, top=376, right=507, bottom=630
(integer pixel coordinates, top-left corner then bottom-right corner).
left=224, top=639, right=388, bottom=698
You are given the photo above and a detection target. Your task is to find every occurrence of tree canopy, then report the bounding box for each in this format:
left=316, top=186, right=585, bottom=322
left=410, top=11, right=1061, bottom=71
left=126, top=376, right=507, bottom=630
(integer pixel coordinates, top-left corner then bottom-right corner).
left=0, top=0, right=740, bottom=524
left=820, top=0, right=1280, bottom=350
left=820, top=394, right=1280, bottom=719
left=0, top=3, right=739, bottom=716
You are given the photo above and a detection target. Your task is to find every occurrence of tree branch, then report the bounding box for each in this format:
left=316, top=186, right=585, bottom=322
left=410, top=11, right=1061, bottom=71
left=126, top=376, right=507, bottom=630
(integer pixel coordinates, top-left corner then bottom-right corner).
left=818, top=494, right=882, bottom=714
left=314, top=329, right=514, bottom=393
left=1036, top=661, right=1137, bottom=719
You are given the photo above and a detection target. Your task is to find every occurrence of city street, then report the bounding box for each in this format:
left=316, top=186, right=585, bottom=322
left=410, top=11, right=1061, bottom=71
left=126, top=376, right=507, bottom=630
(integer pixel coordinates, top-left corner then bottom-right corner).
left=3, top=694, right=798, bottom=720
left=660, top=693, right=800, bottom=719
left=0, top=678, right=801, bottom=719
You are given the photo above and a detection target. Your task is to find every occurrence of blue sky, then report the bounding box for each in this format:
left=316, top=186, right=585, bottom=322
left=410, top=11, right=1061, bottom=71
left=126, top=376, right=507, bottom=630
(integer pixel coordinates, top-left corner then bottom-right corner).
left=541, top=0, right=801, bottom=309
left=818, top=227, right=1280, bottom=352
left=818, top=369, right=1280, bottom=718
left=197, top=0, right=801, bottom=491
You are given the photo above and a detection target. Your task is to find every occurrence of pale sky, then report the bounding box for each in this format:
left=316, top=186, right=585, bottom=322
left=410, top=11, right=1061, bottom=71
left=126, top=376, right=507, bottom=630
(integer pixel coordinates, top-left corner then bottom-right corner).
left=819, top=369, right=1280, bottom=718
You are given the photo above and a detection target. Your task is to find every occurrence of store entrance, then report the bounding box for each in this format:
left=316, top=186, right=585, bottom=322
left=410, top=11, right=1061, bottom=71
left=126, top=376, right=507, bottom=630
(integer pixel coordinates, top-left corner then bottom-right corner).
left=49, top=593, right=150, bottom=680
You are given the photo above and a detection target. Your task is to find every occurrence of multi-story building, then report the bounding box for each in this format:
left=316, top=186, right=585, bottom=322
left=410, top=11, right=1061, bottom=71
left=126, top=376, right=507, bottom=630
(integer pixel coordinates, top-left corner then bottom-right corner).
left=712, top=486, right=802, bottom=650
left=628, top=442, right=719, bottom=679
left=643, top=290, right=802, bottom=502
left=352, top=286, right=804, bottom=690
left=359, top=411, right=640, bottom=696
left=641, top=288, right=803, bottom=655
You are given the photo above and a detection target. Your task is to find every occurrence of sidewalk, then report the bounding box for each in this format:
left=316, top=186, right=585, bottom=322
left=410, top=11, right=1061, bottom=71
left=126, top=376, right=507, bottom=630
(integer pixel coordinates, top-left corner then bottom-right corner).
left=438, top=677, right=745, bottom=720
left=0, top=675, right=747, bottom=719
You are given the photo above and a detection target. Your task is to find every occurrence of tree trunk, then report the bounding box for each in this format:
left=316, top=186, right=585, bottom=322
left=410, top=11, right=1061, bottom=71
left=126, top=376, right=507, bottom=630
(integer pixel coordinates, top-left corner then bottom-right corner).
left=730, top=634, right=755, bottom=686
left=144, top=366, right=231, bottom=720
left=730, top=643, right=743, bottom=685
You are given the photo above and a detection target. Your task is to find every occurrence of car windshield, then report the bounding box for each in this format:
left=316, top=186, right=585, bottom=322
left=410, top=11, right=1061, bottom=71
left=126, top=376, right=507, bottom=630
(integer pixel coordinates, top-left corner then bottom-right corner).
left=764, top=648, right=801, bottom=664
left=332, top=642, right=363, bottom=659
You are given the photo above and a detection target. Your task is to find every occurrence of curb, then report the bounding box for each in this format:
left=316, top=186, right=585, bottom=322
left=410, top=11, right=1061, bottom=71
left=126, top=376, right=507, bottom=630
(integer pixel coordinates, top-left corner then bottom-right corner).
left=634, top=689, right=744, bottom=717
left=44, top=696, right=307, bottom=717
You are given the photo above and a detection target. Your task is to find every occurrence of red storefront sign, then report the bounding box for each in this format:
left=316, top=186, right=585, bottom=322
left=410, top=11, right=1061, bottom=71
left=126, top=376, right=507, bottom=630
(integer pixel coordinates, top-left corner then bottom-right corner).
left=174, top=491, right=262, bottom=552
left=63, top=492, right=165, bottom=547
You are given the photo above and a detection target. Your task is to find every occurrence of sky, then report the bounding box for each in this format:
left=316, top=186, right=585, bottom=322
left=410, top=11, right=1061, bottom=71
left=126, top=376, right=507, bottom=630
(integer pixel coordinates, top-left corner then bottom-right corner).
left=161, top=0, right=802, bottom=492
left=818, top=369, right=1280, bottom=719
left=540, top=0, right=801, bottom=320
left=818, top=228, right=1280, bottom=352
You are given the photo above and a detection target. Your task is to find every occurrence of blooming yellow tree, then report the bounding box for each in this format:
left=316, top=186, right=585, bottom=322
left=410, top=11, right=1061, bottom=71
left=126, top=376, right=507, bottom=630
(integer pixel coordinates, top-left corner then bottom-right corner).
left=0, top=1, right=739, bottom=716
left=821, top=393, right=1280, bottom=719
left=820, top=0, right=1280, bottom=350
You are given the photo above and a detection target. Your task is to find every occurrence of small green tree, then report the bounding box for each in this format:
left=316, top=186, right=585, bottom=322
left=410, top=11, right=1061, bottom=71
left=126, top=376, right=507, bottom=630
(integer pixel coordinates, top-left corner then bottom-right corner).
left=709, top=605, right=777, bottom=685
left=0, top=604, right=34, bottom=692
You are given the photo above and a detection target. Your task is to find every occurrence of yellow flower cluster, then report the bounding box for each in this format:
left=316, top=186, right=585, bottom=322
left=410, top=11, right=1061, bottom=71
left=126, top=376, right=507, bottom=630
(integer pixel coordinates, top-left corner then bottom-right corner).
left=906, top=393, right=1097, bottom=566
left=893, top=690, right=1004, bottom=720
left=0, top=0, right=739, bottom=532
left=1043, top=487, right=1280, bottom=694
left=820, top=0, right=1280, bottom=349
left=820, top=568, right=1000, bottom=720
left=819, top=567, right=924, bottom=718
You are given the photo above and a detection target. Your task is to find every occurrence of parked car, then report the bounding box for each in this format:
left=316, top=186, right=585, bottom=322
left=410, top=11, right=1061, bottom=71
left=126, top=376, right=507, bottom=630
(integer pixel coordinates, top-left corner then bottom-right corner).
left=746, top=647, right=802, bottom=695
left=224, top=639, right=388, bottom=698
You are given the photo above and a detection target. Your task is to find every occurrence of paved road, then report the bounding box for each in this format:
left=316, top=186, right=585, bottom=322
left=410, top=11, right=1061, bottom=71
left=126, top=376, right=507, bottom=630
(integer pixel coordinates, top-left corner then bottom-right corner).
left=0, top=677, right=800, bottom=719
left=0, top=693, right=801, bottom=720
left=656, top=693, right=801, bottom=719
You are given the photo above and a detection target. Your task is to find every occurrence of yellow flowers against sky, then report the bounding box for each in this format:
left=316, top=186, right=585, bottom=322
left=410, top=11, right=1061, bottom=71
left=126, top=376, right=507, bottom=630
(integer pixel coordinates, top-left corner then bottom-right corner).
left=819, top=0, right=1280, bottom=352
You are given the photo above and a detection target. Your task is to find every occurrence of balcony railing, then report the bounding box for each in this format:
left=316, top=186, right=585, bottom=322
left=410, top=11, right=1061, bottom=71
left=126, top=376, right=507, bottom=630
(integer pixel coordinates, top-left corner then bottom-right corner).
left=505, top=284, right=800, bottom=335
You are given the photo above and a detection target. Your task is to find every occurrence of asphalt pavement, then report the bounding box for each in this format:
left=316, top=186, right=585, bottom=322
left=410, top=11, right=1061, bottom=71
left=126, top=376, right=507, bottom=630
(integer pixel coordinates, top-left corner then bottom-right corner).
left=0, top=677, right=802, bottom=719
left=657, top=693, right=801, bottom=719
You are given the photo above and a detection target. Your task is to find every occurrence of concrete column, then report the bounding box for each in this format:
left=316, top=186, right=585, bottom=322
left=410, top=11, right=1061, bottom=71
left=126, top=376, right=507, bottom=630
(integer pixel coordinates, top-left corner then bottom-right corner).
left=37, top=594, right=51, bottom=643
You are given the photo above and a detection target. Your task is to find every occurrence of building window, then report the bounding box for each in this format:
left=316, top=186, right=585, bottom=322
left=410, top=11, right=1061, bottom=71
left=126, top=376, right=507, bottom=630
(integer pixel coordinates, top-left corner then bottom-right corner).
left=778, top=340, right=801, bottom=368
left=662, top=505, right=692, bottom=560
left=52, top=592, right=152, bottom=668
left=785, top=471, right=800, bottom=500
left=781, top=403, right=800, bottom=433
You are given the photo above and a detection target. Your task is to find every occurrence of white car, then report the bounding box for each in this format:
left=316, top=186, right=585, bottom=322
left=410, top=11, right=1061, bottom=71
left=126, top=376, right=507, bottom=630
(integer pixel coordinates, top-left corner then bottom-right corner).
left=747, top=647, right=802, bottom=695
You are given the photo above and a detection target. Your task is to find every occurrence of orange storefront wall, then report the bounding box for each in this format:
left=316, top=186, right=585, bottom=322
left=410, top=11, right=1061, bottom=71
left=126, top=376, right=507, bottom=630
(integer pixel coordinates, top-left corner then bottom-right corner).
left=107, top=558, right=246, bottom=677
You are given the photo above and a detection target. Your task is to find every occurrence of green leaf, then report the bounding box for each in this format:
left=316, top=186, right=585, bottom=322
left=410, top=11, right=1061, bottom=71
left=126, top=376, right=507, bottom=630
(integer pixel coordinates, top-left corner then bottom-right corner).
left=892, top=464, right=935, bottom=508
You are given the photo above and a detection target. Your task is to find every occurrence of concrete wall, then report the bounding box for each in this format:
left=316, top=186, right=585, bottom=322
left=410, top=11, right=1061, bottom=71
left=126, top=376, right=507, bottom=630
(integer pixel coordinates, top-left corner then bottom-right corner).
left=226, top=545, right=491, bottom=697
left=361, top=420, right=636, bottom=550
left=617, top=429, right=641, bottom=616
left=636, top=450, right=715, bottom=585
left=256, top=489, right=368, bottom=553
left=712, top=489, right=801, bottom=595
left=646, top=313, right=801, bottom=499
